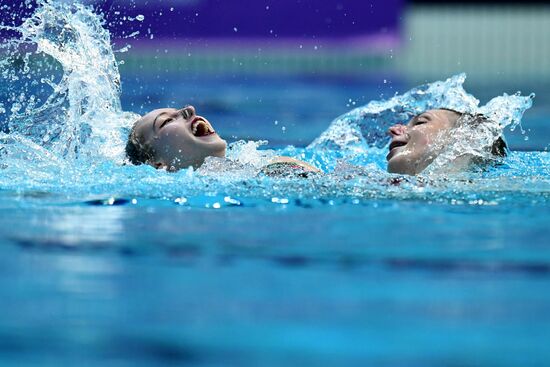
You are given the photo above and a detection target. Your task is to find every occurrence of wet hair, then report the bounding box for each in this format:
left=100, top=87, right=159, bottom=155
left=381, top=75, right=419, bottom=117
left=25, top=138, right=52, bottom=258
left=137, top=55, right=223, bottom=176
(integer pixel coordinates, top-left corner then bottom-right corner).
left=125, top=121, right=155, bottom=165
left=440, top=108, right=508, bottom=157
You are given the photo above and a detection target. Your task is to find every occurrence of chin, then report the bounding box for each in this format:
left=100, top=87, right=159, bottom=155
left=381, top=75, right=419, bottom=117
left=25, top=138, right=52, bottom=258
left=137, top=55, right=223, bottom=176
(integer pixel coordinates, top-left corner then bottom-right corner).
left=213, top=139, right=227, bottom=158
left=387, top=157, right=418, bottom=176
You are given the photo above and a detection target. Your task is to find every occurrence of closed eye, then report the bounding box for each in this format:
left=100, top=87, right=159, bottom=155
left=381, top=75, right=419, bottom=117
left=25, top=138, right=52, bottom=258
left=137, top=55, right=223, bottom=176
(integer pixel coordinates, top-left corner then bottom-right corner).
left=159, top=118, right=174, bottom=129
left=414, top=114, right=430, bottom=126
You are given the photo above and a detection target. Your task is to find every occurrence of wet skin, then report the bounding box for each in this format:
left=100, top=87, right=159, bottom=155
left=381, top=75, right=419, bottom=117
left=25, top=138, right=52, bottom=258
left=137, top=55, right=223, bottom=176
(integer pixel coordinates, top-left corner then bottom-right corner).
left=132, top=105, right=320, bottom=173
left=386, top=109, right=460, bottom=175
left=132, top=106, right=227, bottom=170
left=133, top=106, right=457, bottom=175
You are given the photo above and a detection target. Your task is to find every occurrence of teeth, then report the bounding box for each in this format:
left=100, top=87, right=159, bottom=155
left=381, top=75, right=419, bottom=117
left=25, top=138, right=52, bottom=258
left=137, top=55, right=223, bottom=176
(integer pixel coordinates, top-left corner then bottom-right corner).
left=192, top=119, right=214, bottom=136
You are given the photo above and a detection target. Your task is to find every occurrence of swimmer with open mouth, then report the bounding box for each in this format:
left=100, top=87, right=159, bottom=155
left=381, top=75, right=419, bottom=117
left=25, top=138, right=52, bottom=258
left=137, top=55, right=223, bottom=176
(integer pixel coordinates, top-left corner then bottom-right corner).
left=125, top=105, right=320, bottom=175
left=386, top=108, right=507, bottom=175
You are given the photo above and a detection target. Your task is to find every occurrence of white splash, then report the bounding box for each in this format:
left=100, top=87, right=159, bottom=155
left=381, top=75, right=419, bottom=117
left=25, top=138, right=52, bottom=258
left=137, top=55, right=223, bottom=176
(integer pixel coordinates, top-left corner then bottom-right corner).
left=1, top=0, right=138, bottom=163
left=0, top=2, right=545, bottom=205
left=311, top=73, right=534, bottom=174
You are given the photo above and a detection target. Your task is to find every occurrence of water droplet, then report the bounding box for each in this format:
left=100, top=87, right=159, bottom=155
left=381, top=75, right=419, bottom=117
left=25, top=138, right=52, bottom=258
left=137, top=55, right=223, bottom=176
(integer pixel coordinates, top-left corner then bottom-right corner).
left=175, top=197, right=187, bottom=205
left=135, top=14, right=145, bottom=21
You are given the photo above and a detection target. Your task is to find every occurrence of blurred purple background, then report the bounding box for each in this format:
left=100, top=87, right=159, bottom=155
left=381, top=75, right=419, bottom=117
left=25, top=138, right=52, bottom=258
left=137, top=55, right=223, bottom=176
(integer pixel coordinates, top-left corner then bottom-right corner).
left=119, top=0, right=403, bottom=40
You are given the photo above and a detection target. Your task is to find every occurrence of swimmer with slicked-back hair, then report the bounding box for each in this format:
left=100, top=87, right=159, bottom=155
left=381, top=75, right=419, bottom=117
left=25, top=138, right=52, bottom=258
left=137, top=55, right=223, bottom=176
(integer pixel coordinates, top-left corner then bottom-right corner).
left=126, top=105, right=507, bottom=176
left=386, top=108, right=507, bottom=175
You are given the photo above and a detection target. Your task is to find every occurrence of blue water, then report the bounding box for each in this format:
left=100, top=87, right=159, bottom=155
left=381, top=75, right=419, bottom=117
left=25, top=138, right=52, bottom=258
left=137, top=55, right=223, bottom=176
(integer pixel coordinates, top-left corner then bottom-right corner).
left=1, top=72, right=550, bottom=366
left=1, top=2, right=550, bottom=366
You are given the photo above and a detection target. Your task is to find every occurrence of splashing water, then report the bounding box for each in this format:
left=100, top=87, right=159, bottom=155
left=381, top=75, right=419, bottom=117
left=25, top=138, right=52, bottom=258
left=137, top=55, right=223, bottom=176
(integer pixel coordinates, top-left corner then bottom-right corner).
left=1, top=0, right=137, bottom=162
left=311, top=74, right=532, bottom=149
left=0, top=0, right=548, bottom=208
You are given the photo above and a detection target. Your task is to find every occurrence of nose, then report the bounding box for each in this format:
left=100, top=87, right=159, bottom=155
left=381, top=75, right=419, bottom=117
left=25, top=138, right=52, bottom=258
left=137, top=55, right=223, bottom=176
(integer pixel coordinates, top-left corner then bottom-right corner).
left=388, top=123, right=407, bottom=137
left=181, top=105, right=196, bottom=120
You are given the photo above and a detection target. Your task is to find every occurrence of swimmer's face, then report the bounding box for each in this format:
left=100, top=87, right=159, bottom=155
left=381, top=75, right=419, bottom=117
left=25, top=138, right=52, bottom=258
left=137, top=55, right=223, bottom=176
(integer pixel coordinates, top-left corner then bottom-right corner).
left=386, top=109, right=460, bottom=175
left=132, top=106, right=226, bottom=170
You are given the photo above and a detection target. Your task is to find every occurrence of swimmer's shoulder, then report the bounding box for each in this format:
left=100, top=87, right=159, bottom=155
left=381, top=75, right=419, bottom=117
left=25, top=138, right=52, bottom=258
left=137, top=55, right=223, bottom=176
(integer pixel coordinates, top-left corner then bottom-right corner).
left=260, top=156, right=321, bottom=178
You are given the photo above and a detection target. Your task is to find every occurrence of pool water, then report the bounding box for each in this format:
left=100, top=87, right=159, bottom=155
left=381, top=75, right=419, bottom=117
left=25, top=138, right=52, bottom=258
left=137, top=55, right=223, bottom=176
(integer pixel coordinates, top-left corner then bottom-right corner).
left=1, top=2, right=550, bottom=366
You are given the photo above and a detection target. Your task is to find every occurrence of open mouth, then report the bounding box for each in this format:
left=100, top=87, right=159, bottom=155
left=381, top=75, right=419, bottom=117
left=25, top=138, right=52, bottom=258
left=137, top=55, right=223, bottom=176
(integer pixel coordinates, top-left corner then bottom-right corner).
left=386, top=139, right=408, bottom=161
left=389, top=140, right=407, bottom=152
left=191, top=117, right=216, bottom=137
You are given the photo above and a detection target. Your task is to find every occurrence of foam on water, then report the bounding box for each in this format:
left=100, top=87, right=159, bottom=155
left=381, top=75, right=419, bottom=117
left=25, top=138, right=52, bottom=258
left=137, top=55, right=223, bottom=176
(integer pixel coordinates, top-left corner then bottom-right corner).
left=0, top=0, right=548, bottom=207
